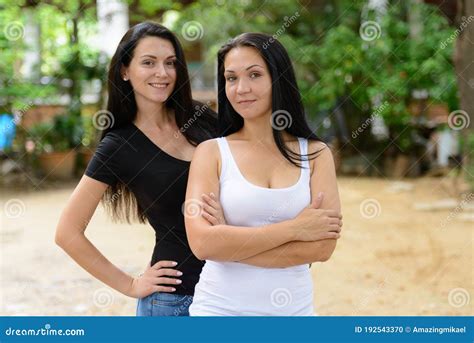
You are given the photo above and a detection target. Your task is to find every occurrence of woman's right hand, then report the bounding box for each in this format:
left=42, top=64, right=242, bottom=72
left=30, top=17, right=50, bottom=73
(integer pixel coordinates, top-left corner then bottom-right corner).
left=127, top=260, right=183, bottom=299
left=291, top=192, right=343, bottom=242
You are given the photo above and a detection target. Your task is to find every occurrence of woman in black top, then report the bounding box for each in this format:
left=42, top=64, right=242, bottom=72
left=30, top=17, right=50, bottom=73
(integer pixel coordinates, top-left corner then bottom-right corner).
left=55, top=22, right=341, bottom=317
left=55, top=22, right=217, bottom=316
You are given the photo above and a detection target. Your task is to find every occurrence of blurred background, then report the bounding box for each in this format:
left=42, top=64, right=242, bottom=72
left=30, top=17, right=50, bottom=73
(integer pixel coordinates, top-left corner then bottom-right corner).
left=0, top=0, right=472, bottom=316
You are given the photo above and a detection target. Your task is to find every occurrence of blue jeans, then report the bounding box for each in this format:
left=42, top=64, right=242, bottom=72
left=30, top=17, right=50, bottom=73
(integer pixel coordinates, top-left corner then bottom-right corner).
left=136, top=292, right=193, bottom=316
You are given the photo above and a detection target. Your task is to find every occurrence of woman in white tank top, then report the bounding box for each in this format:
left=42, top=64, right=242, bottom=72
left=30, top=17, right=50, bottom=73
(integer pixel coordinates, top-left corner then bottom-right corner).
left=185, top=33, right=342, bottom=316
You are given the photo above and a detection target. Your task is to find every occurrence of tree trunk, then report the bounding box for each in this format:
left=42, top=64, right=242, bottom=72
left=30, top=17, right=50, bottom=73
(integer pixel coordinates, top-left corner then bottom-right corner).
left=454, top=0, right=474, bottom=191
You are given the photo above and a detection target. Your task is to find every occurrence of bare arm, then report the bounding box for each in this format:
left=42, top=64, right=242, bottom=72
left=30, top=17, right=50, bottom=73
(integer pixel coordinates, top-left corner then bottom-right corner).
left=185, top=140, right=341, bottom=262
left=238, top=143, right=342, bottom=268
left=55, top=176, right=178, bottom=298
left=55, top=176, right=137, bottom=295
left=185, top=140, right=298, bottom=261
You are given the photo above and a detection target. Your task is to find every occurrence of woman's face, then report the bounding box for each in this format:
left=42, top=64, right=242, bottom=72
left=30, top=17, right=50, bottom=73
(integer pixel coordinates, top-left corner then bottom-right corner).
left=223, top=46, right=272, bottom=120
left=122, top=36, right=177, bottom=106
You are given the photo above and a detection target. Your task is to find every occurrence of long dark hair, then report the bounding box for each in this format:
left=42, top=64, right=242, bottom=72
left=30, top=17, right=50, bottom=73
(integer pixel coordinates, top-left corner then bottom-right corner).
left=102, top=22, right=217, bottom=223
left=217, top=33, right=324, bottom=167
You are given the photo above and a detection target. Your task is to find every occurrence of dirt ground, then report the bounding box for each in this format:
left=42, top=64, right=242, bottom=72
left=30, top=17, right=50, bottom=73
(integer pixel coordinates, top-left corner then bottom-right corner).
left=0, top=176, right=472, bottom=316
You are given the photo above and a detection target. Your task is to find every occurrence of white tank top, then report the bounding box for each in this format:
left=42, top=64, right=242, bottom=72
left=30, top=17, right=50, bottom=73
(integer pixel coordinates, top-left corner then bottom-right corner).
left=189, top=137, right=314, bottom=316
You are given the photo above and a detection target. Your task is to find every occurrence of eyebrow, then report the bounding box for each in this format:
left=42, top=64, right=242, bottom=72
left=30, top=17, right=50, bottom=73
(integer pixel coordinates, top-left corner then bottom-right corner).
left=140, top=54, right=176, bottom=59
left=225, top=64, right=264, bottom=73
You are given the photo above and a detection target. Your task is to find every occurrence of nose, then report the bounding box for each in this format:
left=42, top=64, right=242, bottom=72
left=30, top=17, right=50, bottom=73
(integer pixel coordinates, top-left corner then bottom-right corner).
left=154, top=63, right=167, bottom=78
left=236, top=78, right=251, bottom=95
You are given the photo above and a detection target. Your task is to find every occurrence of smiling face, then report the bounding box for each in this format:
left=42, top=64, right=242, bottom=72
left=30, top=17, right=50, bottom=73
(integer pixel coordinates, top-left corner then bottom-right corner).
left=122, top=36, right=177, bottom=107
left=223, top=46, right=272, bottom=120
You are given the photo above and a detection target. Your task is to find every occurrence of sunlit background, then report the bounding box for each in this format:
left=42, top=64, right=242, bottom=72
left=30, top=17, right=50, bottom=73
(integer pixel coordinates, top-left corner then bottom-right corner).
left=0, top=0, right=472, bottom=316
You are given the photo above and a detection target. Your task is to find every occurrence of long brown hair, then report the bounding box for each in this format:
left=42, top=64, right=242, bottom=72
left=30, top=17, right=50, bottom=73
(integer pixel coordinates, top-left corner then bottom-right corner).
left=102, top=22, right=216, bottom=223
left=217, top=33, right=324, bottom=168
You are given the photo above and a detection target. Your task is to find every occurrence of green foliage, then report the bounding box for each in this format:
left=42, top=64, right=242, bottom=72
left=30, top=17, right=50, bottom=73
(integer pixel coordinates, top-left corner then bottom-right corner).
left=0, top=2, right=56, bottom=112
left=176, top=0, right=458, bottom=154
left=0, top=0, right=104, bottom=107
left=0, top=0, right=461, bottom=157
left=27, top=113, right=84, bottom=153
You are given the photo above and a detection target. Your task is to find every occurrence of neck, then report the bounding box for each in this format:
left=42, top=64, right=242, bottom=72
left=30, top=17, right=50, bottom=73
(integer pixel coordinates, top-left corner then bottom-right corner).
left=134, top=100, right=173, bottom=129
left=239, top=112, right=275, bottom=143
left=238, top=112, right=295, bottom=145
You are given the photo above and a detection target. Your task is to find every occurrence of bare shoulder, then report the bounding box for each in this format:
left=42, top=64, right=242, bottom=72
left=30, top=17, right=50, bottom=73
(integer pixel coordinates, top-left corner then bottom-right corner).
left=192, top=139, right=221, bottom=177
left=194, top=138, right=220, bottom=159
left=308, top=140, right=335, bottom=173
left=308, top=140, right=330, bottom=156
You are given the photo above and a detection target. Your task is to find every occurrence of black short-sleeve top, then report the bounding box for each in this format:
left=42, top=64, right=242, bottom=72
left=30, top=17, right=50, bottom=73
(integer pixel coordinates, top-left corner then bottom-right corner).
left=85, top=123, right=204, bottom=295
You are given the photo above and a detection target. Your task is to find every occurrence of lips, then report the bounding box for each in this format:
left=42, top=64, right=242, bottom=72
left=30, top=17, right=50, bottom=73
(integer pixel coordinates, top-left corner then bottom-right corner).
left=237, top=100, right=256, bottom=104
left=148, top=82, right=169, bottom=89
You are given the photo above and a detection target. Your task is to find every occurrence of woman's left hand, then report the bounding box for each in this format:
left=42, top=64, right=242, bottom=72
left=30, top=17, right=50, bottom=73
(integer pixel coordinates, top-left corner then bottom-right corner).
left=201, top=193, right=226, bottom=226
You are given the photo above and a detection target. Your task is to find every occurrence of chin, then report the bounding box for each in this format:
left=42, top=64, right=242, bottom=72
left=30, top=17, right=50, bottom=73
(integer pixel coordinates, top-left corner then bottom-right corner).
left=149, top=93, right=173, bottom=103
left=236, top=108, right=263, bottom=119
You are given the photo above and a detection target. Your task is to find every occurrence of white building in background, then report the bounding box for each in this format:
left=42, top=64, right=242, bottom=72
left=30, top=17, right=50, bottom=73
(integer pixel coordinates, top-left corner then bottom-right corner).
left=80, top=0, right=129, bottom=104
left=96, top=0, right=129, bottom=58
left=21, top=8, right=41, bottom=81
left=437, top=129, right=459, bottom=167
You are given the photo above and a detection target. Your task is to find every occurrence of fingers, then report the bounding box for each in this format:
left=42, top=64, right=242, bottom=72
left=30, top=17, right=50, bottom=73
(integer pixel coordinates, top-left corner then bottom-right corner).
left=153, top=277, right=182, bottom=286
left=202, top=212, right=219, bottom=225
left=325, top=209, right=343, bottom=219
left=153, top=268, right=182, bottom=277
left=328, top=218, right=343, bottom=226
left=152, top=260, right=178, bottom=270
left=329, top=232, right=341, bottom=239
left=201, top=193, right=224, bottom=226
left=203, top=204, right=218, bottom=216
left=202, top=193, right=220, bottom=209
left=153, top=285, right=176, bottom=293
left=320, top=231, right=341, bottom=239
